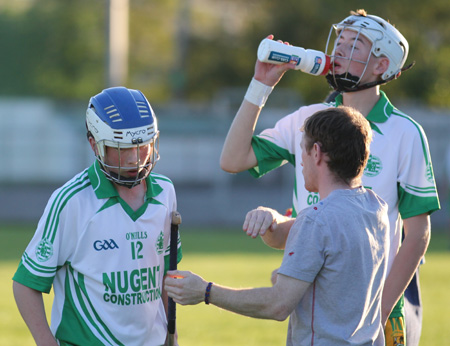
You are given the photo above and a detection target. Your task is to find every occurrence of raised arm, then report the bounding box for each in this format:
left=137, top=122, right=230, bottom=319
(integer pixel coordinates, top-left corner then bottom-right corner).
left=220, top=35, right=296, bottom=173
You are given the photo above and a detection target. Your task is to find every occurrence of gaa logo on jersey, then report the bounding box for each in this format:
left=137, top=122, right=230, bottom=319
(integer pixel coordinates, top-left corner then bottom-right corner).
left=364, top=154, right=383, bottom=177
left=93, top=239, right=119, bottom=251
left=35, top=239, right=54, bottom=262
left=156, top=231, right=164, bottom=255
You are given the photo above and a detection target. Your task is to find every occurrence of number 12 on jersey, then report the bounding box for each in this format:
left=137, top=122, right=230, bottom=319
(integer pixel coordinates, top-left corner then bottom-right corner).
left=131, top=241, right=143, bottom=260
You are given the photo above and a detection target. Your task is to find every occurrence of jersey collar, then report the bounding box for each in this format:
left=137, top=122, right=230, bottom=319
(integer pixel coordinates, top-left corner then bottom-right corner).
left=88, top=161, right=162, bottom=201
left=334, top=90, right=394, bottom=124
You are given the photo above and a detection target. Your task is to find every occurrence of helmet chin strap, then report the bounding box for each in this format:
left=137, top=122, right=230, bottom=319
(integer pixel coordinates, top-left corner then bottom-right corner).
left=326, top=62, right=415, bottom=93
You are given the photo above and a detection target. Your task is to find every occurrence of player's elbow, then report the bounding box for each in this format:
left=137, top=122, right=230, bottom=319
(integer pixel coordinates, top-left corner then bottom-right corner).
left=219, top=154, right=242, bottom=173
left=220, top=151, right=257, bottom=174
left=270, top=302, right=293, bottom=321
left=260, top=301, right=292, bottom=321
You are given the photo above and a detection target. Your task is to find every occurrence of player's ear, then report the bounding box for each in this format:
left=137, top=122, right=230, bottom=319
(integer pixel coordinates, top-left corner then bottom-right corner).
left=374, top=57, right=389, bottom=77
left=313, top=142, right=323, bottom=163
left=88, top=136, right=98, bottom=155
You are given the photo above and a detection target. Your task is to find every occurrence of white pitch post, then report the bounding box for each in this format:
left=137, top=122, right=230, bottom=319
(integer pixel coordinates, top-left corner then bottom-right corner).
left=106, top=0, right=129, bottom=87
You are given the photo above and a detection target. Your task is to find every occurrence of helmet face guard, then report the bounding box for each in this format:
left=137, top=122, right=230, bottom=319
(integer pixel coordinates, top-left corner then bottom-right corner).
left=325, top=14, right=409, bottom=92
left=325, top=25, right=373, bottom=92
left=86, top=87, right=160, bottom=188
left=94, top=134, right=159, bottom=189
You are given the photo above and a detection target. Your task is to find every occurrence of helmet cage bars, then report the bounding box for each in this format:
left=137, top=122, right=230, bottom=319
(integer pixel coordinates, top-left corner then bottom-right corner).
left=325, top=14, right=410, bottom=92
left=93, top=131, right=160, bottom=189
left=86, top=87, right=160, bottom=188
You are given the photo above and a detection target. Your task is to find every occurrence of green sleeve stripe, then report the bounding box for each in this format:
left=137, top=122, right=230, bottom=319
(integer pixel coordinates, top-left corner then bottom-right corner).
left=50, top=180, right=92, bottom=243
left=250, top=136, right=295, bottom=178
left=12, top=262, right=54, bottom=293
left=22, top=252, right=57, bottom=274
left=393, top=111, right=431, bottom=166
left=43, top=172, right=91, bottom=243
left=398, top=185, right=441, bottom=219
left=404, top=184, right=438, bottom=194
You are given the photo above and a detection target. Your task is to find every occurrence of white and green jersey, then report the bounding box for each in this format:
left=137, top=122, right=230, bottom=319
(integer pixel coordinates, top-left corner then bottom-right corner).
left=13, top=161, right=181, bottom=346
left=250, top=91, right=440, bottom=277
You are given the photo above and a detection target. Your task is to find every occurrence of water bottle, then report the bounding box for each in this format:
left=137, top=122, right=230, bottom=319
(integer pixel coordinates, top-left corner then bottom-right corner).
left=257, top=38, right=331, bottom=76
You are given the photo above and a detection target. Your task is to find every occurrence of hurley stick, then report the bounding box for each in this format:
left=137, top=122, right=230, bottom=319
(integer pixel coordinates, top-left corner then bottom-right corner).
left=168, top=211, right=181, bottom=346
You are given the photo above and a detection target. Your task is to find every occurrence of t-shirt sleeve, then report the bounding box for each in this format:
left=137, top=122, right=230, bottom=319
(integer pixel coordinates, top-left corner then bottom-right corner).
left=278, top=212, right=326, bottom=283
left=249, top=112, right=298, bottom=178
left=12, top=188, right=75, bottom=294
left=397, top=123, right=440, bottom=219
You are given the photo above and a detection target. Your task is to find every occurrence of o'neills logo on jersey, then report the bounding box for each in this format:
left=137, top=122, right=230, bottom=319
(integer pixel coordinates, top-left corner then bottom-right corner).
left=102, top=265, right=162, bottom=306
left=364, top=154, right=383, bottom=177
left=126, top=231, right=148, bottom=240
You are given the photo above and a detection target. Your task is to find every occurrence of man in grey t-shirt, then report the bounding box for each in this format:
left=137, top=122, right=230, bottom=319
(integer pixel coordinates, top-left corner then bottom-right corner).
left=165, top=106, right=389, bottom=346
left=280, top=187, right=388, bottom=345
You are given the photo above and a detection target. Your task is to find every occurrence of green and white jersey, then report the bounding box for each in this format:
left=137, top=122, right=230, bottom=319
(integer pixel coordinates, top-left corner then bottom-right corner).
left=250, top=91, right=440, bottom=276
left=13, top=161, right=181, bottom=346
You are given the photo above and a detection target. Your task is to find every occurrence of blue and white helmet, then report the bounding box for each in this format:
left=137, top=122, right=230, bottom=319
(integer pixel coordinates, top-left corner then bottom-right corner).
left=86, top=86, right=159, bottom=187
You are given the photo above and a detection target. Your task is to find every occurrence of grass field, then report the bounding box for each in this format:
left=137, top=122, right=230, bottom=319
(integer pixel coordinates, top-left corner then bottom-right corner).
left=1, top=224, right=449, bottom=345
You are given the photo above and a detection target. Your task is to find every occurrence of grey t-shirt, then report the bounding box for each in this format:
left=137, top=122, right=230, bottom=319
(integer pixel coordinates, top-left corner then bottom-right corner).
left=278, top=187, right=389, bottom=346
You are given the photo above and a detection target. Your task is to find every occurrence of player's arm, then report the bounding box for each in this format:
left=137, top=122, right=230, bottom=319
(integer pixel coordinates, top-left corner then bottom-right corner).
left=380, top=213, right=430, bottom=325
left=220, top=35, right=295, bottom=173
left=243, top=206, right=295, bottom=249
left=165, top=270, right=309, bottom=321
left=12, top=281, right=58, bottom=346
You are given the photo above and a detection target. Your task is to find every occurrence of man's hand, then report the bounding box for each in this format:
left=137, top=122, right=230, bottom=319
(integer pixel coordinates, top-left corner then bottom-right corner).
left=254, top=35, right=297, bottom=87
left=165, top=270, right=207, bottom=306
left=243, top=206, right=283, bottom=238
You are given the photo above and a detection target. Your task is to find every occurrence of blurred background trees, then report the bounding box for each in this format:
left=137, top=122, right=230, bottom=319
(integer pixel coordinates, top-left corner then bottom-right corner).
left=0, top=0, right=449, bottom=107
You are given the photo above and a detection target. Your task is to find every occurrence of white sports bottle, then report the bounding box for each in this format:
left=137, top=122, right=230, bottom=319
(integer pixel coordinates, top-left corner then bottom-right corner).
left=257, top=38, right=331, bottom=76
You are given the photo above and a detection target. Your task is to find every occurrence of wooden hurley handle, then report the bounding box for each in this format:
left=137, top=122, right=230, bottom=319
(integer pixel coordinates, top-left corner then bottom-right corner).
left=171, top=211, right=182, bottom=226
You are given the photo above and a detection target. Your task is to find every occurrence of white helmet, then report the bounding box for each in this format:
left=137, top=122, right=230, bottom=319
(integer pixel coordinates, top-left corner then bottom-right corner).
left=325, top=12, right=410, bottom=91
left=86, top=87, right=159, bottom=188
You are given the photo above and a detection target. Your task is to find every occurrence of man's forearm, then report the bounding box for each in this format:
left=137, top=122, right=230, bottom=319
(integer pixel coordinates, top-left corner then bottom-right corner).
left=381, top=214, right=430, bottom=324
left=165, top=270, right=309, bottom=322
left=261, top=217, right=295, bottom=250
left=208, top=284, right=290, bottom=321
left=220, top=100, right=261, bottom=173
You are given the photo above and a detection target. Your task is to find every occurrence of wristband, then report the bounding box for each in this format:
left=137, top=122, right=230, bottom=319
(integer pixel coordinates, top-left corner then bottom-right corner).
left=244, top=78, right=273, bottom=107
left=205, top=282, right=213, bottom=305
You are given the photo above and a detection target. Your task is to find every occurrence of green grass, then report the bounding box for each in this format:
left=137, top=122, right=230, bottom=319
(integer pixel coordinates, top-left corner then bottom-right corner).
left=1, top=225, right=449, bottom=345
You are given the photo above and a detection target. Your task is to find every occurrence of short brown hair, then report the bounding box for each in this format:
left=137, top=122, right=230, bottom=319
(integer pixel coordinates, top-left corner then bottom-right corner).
left=302, top=106, right=372, bottom=184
